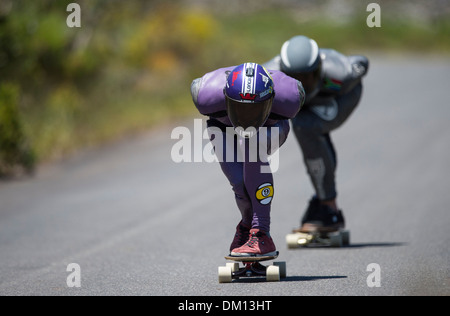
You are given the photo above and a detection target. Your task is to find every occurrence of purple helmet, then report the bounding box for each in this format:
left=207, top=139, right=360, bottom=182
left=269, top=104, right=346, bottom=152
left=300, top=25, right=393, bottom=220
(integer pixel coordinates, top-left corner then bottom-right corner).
left=224, top=63, right=275, bottom=134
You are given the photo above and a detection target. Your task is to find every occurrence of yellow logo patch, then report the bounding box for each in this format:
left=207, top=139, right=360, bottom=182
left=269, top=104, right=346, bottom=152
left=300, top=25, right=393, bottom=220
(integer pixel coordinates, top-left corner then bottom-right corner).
left=256, top=183, right=274, bottom=205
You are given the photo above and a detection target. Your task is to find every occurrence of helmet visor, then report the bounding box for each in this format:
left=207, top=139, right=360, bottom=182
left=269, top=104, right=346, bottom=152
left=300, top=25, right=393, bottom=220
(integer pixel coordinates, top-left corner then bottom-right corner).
left=290, top=63, right=322, bottom=95
left=226, top=96, right=273, bottom=131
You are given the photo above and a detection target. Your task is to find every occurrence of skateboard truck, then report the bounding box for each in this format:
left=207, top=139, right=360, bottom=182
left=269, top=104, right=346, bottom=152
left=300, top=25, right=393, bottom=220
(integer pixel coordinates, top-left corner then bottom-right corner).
left=218, top=251, right=286, bottom=283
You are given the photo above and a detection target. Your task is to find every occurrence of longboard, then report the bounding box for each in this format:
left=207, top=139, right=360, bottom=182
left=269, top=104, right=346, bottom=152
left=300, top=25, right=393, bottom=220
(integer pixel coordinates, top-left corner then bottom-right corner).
left=218, top=251, right=286, bottom=283
left=286, top=230, right=350, bottom=248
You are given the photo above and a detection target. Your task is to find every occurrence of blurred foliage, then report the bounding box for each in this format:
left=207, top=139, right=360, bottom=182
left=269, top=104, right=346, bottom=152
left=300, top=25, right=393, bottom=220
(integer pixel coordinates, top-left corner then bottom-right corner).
left=0, top=83, right=35, bottom=176
left=0, top=0, right=449, bottom=175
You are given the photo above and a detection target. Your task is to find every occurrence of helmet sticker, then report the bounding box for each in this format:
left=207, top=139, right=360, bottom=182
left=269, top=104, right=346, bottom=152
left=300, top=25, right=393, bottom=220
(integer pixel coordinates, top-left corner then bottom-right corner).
left=259, top=86, right=273, bottom=99
left=260, top=72, right=270, bottom=87
left=231, top=71, right=242, bottom=87
left=239, top=93, right=257, bottom=101
left=242, top=63, right=257, bottom=99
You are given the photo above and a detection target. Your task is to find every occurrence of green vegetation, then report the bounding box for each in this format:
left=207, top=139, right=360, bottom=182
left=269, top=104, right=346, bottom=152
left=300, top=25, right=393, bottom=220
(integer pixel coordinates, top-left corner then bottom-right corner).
left=0, top=1, right=449, bottom=176
left=0, top=84, right=35, bottom=176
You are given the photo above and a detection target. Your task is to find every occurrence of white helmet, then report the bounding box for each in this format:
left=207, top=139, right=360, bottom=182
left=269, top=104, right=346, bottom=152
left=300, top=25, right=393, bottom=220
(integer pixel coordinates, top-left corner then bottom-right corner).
left=280, top=35, right=322, bottom=98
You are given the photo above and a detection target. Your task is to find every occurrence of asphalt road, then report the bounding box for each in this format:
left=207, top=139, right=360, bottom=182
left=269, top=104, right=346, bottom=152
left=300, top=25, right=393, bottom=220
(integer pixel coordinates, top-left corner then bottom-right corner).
left=0, top=56, right=449, bottom=296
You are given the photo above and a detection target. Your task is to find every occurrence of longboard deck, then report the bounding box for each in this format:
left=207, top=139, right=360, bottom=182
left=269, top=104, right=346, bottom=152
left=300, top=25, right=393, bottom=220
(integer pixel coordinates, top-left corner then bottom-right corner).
left=225, top=251, right=279, bottom=262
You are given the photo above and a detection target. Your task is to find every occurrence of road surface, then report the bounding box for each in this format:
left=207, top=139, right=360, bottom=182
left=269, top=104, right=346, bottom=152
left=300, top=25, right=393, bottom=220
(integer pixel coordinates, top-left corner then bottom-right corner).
left=0, top=56, right=449, bottom=296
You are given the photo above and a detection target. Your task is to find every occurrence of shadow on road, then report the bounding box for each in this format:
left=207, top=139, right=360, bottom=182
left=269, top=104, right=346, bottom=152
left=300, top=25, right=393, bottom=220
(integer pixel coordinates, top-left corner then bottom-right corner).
left=230, top=275, right=347, bottom=283
left=286, top=242, right=407, bottom=250
left=343, top=242, right=407, bottom=249
left=282, top=275, right=347, bottom=282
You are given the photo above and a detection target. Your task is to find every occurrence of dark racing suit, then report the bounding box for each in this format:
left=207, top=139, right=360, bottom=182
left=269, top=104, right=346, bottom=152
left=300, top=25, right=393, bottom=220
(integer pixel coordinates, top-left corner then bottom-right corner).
left=264, top=49, right=369, bottom=201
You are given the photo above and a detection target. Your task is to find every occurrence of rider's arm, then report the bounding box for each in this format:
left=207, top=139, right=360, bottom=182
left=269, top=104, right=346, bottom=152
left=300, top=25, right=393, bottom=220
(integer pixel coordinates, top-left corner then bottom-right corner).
left=343, top=55, right=369, bottom=93
left=262, top=55, right=282, bottom=71
left=269, top=71, right=305, bottom=120
left=320, top=49, right=369, bottom=96
left=191, top=67, right=233, bottom=118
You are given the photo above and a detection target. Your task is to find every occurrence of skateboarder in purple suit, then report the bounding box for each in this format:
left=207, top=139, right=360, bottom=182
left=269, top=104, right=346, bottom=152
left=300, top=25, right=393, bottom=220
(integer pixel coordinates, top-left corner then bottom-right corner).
left=191, top=63, right=305, bottom=256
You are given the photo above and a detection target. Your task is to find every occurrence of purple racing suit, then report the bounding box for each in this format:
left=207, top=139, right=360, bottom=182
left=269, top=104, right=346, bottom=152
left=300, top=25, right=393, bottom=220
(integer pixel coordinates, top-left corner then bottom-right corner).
left=191, top=66, right=305, bottom=232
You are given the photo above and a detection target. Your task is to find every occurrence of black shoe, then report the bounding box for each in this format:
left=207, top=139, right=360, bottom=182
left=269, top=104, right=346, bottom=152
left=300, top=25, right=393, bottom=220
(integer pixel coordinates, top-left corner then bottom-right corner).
left=297, top=197, right=345, bottom=233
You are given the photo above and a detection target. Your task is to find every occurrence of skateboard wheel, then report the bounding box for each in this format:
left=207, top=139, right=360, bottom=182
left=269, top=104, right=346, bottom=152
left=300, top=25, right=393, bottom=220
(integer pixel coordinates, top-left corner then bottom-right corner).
left=226, top=262, right=239, bottom=273
left=286, top=232, right=312, bottom=248
left=286, top=234, right=300, bottom=249
left=329, top=232, right=343, bottom=247
left=341, top=230, right=350, bottom=246
left=297, top=236, right=310, bottom=245
left=266, top=265, right=280, bottom=282
left=218, top=266, right=232, bottom=283
left=273, top=261, right=287, bottom=279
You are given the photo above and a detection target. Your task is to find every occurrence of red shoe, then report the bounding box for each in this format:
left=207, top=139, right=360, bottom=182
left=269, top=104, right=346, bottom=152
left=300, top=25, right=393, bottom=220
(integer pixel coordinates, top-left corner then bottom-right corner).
left=229, top=221, right=251, bottom=252
left=231, top=229, right=277, bottom=257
